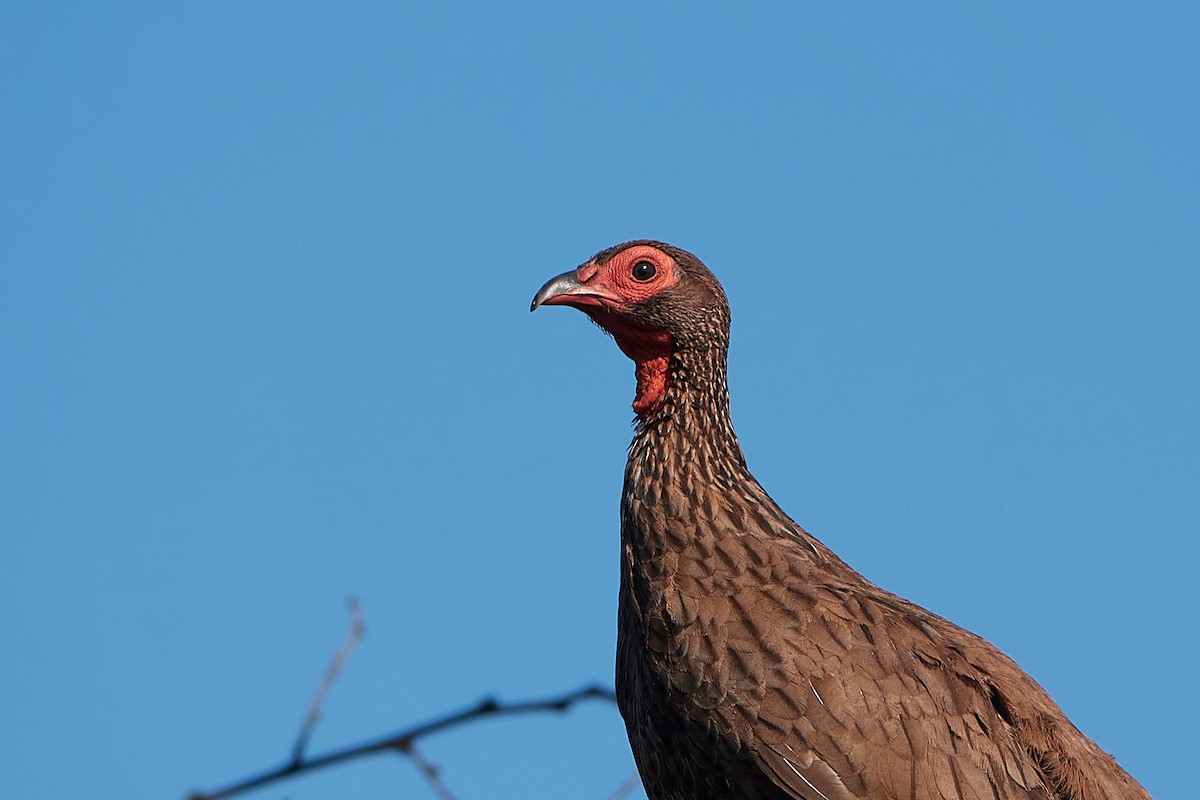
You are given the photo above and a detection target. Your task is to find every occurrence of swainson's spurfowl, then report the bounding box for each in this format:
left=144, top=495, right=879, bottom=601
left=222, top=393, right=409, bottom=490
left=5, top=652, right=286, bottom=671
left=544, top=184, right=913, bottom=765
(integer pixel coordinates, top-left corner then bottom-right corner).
left=531, top=241, right=1151, bottom=800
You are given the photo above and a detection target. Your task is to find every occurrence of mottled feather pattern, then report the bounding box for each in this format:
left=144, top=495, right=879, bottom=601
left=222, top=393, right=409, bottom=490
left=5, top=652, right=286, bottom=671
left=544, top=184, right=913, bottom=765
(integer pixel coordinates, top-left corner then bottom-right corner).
left=619, top=385, right=1148, bottom=798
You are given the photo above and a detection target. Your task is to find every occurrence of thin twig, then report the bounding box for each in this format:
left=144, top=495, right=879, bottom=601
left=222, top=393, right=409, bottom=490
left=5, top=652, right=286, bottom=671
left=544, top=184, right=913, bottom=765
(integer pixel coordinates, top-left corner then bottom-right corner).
left=291, top=597, right=366, bottom=765
left=603, top=772, right=643, bottom=800
left=186, top=684, right=618, bottom=800
left=403, top=743, right=459, bottom=800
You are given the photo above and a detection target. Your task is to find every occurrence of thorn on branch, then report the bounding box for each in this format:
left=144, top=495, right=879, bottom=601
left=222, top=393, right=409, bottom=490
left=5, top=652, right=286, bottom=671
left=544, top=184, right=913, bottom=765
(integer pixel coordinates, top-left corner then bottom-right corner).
left=406, top=743, right=459, bottom=800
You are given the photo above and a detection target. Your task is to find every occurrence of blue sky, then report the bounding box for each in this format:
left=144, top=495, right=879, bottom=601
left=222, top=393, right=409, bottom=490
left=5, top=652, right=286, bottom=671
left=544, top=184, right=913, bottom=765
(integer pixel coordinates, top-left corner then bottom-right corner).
left=1, top=3, right=1196, bottom=798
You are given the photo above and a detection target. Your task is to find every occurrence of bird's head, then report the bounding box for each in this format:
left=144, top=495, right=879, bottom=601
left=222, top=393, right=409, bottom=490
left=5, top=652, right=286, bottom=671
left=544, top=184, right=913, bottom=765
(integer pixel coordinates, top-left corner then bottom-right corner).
left=531, top=240, right=730, bottom=417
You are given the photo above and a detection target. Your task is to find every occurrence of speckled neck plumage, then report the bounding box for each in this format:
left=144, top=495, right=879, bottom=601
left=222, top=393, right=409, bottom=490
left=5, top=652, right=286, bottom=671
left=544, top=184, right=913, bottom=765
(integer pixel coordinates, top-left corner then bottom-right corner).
left=630, top=337, right=745, bottom=477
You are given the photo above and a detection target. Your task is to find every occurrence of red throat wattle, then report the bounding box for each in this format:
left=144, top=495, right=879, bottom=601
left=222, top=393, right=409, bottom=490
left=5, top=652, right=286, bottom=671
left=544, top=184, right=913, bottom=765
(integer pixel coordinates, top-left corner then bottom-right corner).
left=588, top=309, right=673, bottom=417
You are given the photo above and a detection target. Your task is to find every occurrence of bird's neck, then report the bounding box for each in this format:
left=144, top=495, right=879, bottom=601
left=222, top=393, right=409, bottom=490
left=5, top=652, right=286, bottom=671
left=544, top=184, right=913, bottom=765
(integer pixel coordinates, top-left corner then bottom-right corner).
left=628, top=344, right=749, bottom=489
left=620, top=344, right=852, bottom=632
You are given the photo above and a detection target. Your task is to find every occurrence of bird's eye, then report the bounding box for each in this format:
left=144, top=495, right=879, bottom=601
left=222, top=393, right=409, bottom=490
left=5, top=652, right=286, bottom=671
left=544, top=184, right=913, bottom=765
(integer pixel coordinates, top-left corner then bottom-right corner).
left=632, top=261, right=657, bottom=282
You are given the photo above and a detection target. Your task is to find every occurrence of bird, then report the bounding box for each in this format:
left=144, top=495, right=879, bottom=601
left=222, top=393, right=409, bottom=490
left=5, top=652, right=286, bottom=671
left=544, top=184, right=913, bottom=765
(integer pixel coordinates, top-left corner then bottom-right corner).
left=531, top=241, right=1151, bottom=800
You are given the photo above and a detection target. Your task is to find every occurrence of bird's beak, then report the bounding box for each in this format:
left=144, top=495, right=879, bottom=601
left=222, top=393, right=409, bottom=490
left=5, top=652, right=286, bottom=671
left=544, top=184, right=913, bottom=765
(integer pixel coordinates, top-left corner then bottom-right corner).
left=530, top=266, right=619, bottom=312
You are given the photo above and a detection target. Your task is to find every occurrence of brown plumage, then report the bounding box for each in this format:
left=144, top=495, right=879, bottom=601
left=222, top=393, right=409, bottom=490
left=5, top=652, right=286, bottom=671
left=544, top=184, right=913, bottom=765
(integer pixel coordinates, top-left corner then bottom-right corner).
left=531, top=241, right=1151, bottom=800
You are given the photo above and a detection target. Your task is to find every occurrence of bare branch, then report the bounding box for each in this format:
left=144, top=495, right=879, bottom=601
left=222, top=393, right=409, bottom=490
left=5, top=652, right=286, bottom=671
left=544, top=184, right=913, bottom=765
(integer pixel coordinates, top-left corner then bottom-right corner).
left=186, top=684, right=618, bottom=800
left=291, top=597, right=366, bottom=765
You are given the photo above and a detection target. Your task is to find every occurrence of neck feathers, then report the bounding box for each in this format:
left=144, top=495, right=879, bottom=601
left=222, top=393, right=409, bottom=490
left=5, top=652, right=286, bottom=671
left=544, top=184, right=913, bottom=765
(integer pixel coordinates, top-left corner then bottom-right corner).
left=630, top=339, right=747, bottom=487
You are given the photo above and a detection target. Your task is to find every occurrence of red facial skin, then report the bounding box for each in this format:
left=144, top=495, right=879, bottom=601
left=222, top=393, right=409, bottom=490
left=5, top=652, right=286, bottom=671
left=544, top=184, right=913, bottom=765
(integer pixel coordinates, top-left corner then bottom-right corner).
left=543, top=245, right=679, bottom=417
